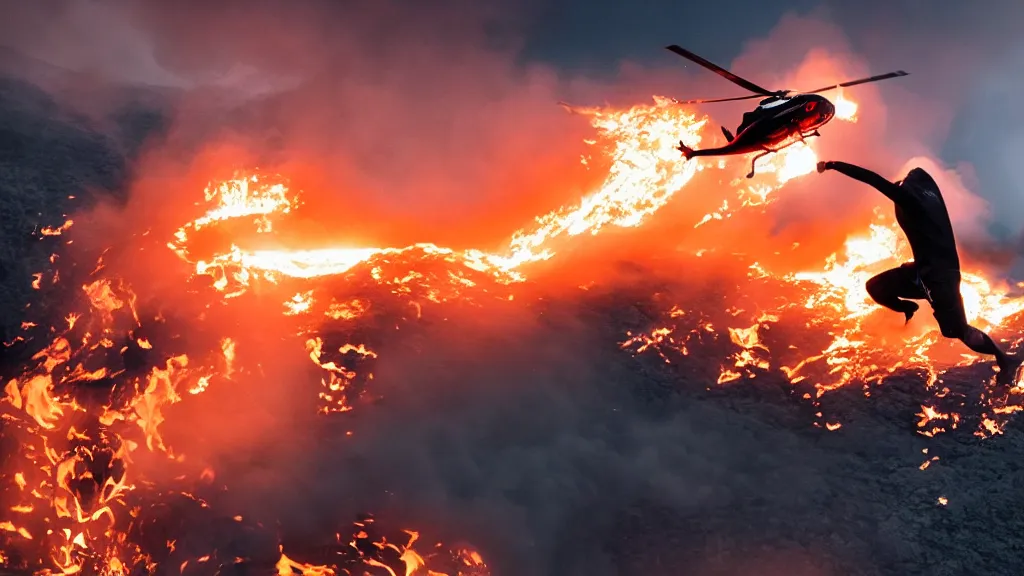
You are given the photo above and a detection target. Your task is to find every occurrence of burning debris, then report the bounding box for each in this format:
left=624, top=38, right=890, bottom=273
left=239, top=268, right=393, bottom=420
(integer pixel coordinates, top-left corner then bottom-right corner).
left=0, top=90, right=1022, bottom=576
left=622, top=209, right=1024, bottom=436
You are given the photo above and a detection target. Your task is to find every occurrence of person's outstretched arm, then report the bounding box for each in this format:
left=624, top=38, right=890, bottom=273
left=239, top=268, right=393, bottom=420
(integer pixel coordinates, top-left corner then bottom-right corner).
left=817, top=161, right=911, bottom=205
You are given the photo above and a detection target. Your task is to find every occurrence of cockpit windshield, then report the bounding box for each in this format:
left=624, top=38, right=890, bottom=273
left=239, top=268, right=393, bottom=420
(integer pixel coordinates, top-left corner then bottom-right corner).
left=757, top=96, right=790, bottom=109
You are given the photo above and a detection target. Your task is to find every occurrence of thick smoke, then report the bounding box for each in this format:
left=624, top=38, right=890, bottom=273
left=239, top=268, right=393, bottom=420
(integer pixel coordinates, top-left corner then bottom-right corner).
left=2, top=2, right=1022, bottom=575
left=0, top=1, right=580, bottom=250
left=0, top=0, right=187, bottom=87
left=688, top=12, right=1018, bottom=274
left=817, top=0, right=1024, bottom=225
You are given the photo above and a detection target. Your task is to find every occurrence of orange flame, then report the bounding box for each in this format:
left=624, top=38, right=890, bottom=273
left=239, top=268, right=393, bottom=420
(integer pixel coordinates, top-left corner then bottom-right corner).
left=834, top=89, right=858, bottom=122
left=4, top=82, right=1022, bottom=576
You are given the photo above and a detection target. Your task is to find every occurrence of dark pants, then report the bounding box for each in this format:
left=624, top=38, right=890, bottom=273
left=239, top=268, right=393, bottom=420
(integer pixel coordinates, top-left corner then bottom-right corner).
left=865, top=262, right=1012, bottom=370
left=865, top=263, right=966, bottom=338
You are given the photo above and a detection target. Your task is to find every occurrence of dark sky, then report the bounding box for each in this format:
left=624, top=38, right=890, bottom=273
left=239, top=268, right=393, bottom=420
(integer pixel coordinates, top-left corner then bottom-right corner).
left=521, top=0, right=824, bottom=69
left=1, top=0, right=1022, bottom=242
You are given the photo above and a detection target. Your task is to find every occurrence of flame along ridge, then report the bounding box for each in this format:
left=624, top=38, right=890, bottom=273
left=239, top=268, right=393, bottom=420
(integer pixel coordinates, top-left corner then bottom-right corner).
left=1, top=92, right=1022, bottom=575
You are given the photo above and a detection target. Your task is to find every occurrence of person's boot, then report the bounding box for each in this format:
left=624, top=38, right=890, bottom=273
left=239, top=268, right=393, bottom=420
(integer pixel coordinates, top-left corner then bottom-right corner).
left=997, top=354, right=1023, bottom=387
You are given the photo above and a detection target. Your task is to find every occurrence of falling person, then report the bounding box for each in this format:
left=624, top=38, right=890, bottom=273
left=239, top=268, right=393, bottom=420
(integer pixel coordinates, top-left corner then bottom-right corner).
left=815, top=160, right=1022, bottom=384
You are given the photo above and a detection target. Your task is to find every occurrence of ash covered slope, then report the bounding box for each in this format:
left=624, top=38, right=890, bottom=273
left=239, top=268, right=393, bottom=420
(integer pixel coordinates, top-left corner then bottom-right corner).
left=277, top=278, right=1022, bottom=576
left=0, top=49, right=172, bottom=340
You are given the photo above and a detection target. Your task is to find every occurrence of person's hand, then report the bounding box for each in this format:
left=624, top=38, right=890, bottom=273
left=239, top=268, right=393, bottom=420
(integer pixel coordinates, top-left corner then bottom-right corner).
left=816, top=161, right=829, bottom=173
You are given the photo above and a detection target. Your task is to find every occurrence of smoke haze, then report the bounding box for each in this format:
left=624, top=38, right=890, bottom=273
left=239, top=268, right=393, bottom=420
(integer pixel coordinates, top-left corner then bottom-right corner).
left=2, top=2, right=1023, bottom=575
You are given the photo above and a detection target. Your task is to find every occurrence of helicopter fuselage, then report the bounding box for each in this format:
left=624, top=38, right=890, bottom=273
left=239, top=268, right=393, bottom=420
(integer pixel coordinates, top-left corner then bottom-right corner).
left=690, top=93, right=836, bottom=158
left=664, top=43, right=906, bottom=178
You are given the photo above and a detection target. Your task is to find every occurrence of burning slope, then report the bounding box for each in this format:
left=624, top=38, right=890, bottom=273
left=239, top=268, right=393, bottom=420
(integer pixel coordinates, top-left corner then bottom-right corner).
left=0, top=272, right=492, bottom=573
left=1, top=87, right=1022, bottom=575
left=167, top=94, right=848, bottom=297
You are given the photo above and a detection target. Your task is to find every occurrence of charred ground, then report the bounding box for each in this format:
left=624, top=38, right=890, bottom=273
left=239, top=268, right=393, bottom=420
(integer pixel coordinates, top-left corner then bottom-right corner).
left=1, top=57, right=1023, bottom=576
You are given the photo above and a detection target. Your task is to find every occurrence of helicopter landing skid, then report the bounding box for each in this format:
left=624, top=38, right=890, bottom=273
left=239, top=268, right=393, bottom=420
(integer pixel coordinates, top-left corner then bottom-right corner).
left=746, top=151, right=772, bottom=178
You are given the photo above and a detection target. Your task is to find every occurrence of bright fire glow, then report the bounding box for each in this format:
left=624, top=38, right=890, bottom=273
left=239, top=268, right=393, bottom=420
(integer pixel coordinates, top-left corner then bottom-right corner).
left=834, top=89, right=859, bottom=122
left=1, top=84, right=1021, bottom=576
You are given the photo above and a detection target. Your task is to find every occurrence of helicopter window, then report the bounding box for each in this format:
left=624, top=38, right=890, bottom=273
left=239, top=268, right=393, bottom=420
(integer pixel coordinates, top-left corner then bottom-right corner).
left=758, top=98, right=789, bottom=109
left=805, top=101, right=817, bottom=112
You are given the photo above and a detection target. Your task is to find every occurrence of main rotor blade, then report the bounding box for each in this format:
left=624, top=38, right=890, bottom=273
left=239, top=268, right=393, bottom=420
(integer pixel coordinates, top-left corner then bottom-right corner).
left=672, top=94, right=765, bottom=104
left=805, top=70, right=909, bottom=94
left=665, top=45, right=776, bottom=97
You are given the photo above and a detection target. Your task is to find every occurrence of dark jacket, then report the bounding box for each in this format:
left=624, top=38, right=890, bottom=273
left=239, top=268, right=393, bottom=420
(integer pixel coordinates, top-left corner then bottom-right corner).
left=826, top=162, right=960, bottom=278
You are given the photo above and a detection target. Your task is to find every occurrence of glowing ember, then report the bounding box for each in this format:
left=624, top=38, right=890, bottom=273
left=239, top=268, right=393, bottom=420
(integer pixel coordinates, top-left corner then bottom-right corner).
left=625, top=207, right=1024, bottom=435
left=0, top=277, right=239, bottom=574
left=776, top=214, right=1024, bottom=395
left=39, top=219, right=75, bottom=237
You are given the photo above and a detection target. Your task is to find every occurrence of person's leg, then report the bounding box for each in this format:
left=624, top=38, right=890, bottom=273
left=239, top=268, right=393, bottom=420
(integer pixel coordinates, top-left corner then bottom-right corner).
left=960, top=325, right=1019, bottom=385
left=929, top=277, right=1017, bottom=374
left=961, top=326, right=1013, bottom=370
left=865, top=264, right=927, bottom=323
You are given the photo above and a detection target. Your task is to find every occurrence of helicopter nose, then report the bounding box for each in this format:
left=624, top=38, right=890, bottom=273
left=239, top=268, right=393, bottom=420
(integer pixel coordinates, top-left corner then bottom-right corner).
left=821, top=100, right=836, bottom=120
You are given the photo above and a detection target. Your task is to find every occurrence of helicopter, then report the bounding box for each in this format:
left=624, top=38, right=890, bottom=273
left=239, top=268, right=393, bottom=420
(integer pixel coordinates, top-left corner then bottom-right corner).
left=664, top=44, right=909, bottom=178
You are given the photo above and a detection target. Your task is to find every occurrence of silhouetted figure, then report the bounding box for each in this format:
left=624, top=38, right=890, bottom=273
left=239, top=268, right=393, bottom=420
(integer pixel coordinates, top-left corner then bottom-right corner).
left=816, top=160, right=1021, bottom=383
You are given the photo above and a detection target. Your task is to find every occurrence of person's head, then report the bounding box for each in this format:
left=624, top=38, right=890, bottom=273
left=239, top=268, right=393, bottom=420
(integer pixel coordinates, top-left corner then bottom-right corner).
left=896, top=167, right=938, bottom=191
